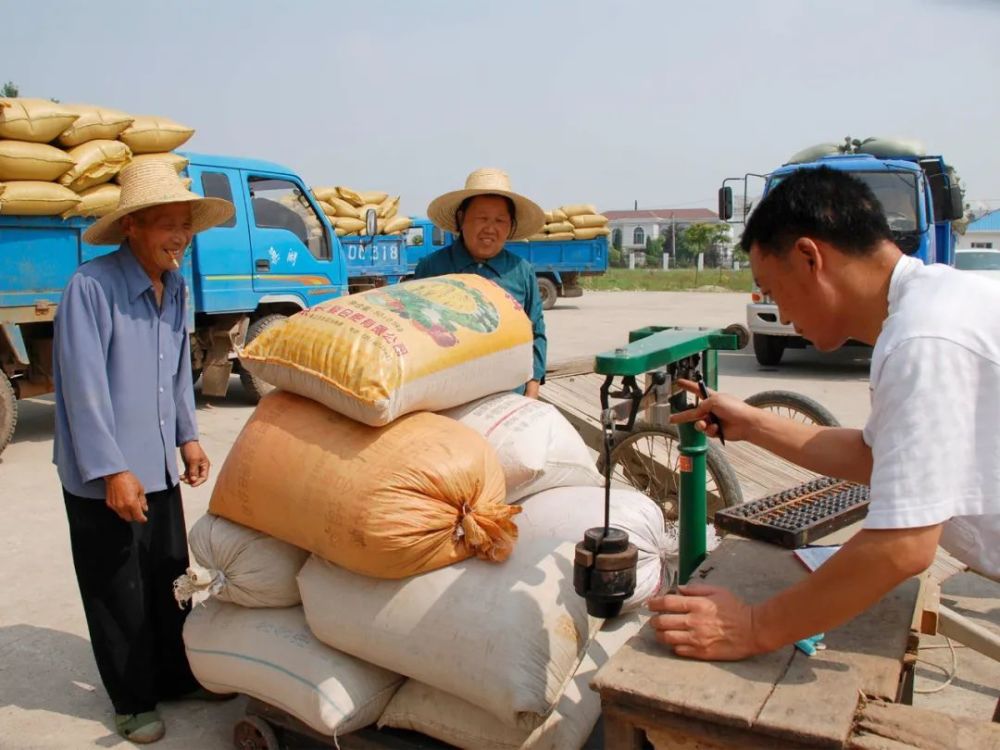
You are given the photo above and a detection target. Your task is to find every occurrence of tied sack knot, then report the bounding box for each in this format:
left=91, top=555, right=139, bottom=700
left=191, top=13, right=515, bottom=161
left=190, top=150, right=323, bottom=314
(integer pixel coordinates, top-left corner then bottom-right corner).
left=172, top=564, right=226, bottom=609
left=454, top=500, right=522, bottom=563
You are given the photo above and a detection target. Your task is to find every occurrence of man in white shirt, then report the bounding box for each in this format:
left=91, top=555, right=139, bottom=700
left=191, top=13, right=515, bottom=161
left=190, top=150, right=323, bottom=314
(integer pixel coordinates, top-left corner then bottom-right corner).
left=649, top=166, right=1000, bottom=660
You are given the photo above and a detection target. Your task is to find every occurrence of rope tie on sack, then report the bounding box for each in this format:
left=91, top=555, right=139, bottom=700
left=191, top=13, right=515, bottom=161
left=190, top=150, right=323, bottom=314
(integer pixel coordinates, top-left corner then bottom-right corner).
left=172, top=564, right=226, bottom=609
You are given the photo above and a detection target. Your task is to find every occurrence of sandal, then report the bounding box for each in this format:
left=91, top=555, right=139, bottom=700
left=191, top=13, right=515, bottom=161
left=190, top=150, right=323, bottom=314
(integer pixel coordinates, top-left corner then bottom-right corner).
left=115, top=711, right=165, bottom=744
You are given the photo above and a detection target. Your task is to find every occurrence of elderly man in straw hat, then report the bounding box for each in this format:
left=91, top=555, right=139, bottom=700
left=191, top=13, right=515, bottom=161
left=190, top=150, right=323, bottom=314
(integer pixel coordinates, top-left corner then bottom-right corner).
left=417, top=168, right=548, bottom=397
left=52, top=161, right=235, bottom=743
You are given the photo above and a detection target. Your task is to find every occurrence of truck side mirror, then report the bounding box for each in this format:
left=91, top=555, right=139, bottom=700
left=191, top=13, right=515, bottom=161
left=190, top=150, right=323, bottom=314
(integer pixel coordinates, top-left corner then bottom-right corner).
left=718, top=186, right=733, bottom=221
left=365, top=208, right=378, bottom=237
left=947, top=185, right=965, bottom=222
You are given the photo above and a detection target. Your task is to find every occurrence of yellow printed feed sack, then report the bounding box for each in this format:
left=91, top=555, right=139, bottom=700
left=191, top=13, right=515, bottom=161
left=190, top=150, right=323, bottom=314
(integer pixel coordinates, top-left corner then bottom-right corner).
left=62, top=183, right=120, bottom=218
left=208, top=390, right=517, bottom=579
left=545, top=232, right=575, bottom=241
left=317, top=201, right=337, bottom=217
left=0, top=98, right=80, bottom=143
left=57, top=105, right=134, bottom=147
left=0, top=181, right=81, bottom=216
left=336, top=185, right=364, bottom=206
left=358, top=190, right=388, bottom=205
left=573, top=227, right=611, bottom=240
left=560, top=203, right=598, bottom=218
left=60, top=140, right=132, bottom=192
left=239, top=274, right=534, bottom=425
left=569, top=213, right=609, bottom=229
left=0, top=141, right=74, bottom=181
left=383, top=216, right=412, bottom=234
left=550, top=208, right=568, bottom=222
left=116, top=152, right=188, bottom=180
left=544, top=221, right=574, bottom=234
left=119, top=116, right=194, bottom=154
left=543, top=210, right=555, bottom=223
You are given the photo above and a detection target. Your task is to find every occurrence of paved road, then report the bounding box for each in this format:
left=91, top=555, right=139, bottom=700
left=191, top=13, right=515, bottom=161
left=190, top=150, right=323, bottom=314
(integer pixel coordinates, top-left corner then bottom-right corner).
left=0, top=291, right=995, bottom=748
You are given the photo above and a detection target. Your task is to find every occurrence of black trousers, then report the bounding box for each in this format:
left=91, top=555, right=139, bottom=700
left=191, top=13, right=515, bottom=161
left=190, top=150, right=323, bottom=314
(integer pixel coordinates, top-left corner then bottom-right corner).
left=63, top=484, right=199, bottom=715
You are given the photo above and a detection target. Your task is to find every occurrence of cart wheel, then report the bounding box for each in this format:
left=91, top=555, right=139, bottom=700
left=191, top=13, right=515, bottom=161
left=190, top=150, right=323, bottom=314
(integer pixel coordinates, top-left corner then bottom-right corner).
left=0, top=372, right=17, bottom=457
left=537, top=277, right=558, bottom=310
left=597, top=422, right=743, bottom=528
left=233, top=716, right=280, bottom=750
left=744, top=390, right=840, bottom=427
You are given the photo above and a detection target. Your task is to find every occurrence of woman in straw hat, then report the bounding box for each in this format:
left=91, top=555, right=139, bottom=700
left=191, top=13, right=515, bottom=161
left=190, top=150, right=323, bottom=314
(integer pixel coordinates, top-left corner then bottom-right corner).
left=417, top=167, right=547, bottom=397
left=53, top=161, right=235, bottom=743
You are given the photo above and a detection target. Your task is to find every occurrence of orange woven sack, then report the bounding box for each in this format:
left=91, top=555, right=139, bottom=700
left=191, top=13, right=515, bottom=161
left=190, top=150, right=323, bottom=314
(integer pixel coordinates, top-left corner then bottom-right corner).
left=209, top=390, right=518, bottom=579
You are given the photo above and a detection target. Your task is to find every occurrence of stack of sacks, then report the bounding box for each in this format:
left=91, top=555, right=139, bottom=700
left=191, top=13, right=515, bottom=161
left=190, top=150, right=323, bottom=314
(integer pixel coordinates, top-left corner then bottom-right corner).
left=184, top=273, right=670, bottom=747
left=177, top=514, right=407, bottom=738
left=312, top=185, right=411, bottom=237
left=0, top=98, right=193, bottom=218
left=529, top=204, right=611, bottom=241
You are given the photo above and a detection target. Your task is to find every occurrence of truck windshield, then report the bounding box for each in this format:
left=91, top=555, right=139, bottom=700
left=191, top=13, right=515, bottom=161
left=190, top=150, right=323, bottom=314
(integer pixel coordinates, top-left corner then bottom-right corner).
left=248, top=177, right=331, bottom=260
left=768, top=171, right=919, bottom=232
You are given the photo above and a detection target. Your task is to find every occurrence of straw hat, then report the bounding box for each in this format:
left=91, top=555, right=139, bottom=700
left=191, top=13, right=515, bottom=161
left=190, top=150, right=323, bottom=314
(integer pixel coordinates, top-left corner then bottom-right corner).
left=427, top=167, right=545, bottom=241
left=83, top=160, right=235, bottom=245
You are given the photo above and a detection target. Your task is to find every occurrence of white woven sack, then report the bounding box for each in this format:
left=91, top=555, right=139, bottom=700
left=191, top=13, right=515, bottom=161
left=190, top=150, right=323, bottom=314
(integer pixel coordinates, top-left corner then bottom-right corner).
left=183, top=600, right=403, bottom=738
left=441, top=393, right=602, bottom=502
left=378, top=612, right=645, bottom=750
left=298, top=486, right=669, bottom=730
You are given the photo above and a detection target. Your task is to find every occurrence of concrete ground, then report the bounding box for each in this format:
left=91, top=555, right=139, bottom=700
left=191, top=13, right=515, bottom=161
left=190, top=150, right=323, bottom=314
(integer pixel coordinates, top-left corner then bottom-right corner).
left=0, top=290, right=996, bottom=749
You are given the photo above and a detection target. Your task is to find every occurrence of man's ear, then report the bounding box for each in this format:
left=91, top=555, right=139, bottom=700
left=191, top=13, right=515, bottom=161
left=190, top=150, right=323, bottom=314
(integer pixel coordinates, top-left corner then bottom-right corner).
left=791, top=237, right=823, bottom=275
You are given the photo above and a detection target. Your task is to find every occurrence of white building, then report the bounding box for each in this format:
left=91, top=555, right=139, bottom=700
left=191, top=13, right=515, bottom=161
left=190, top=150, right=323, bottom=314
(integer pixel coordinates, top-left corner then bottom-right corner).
left=605, top=208, right=721, bottom=251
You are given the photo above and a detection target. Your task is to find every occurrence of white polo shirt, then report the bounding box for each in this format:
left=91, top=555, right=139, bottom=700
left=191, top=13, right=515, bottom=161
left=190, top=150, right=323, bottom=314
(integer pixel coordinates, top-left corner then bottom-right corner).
left=863, top=255, right=1000, bottom=579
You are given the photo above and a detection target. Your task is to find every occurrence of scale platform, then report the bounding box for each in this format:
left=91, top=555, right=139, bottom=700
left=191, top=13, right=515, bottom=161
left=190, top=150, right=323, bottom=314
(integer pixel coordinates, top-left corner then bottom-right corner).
left=714, top=476, right=870, bottom=548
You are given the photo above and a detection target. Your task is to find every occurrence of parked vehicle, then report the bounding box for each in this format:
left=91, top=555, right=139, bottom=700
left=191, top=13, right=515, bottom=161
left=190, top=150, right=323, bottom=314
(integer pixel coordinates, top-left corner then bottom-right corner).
left=719, top=140, right=964, bottom=365
left=405, top=217, right=608, bottom=310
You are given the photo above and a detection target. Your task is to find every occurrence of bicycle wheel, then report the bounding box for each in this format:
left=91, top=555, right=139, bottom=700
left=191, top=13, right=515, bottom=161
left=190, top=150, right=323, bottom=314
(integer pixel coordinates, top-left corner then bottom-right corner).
left=597, top=421, right=743, bottom=526
left=744, top=390, right=840, bottom=427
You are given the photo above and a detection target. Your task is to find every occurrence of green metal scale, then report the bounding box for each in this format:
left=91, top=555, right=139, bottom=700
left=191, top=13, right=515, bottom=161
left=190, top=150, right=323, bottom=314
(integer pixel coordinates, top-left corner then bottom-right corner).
left=573, top=325, right=747, bottom=616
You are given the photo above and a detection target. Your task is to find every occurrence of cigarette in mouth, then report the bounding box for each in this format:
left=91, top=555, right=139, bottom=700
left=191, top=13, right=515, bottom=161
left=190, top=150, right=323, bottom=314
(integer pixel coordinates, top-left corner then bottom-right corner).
left=171, top=258, right=180, bottom=269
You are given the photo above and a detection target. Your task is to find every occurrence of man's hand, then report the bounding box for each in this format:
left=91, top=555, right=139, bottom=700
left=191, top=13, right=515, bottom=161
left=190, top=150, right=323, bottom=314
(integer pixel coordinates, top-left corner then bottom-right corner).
left=669, top=380, right=763, bottom=443
left=648, top=584, right=762, bottom=661
left=180, top=441, right=210, bottom=487
left=524, top=380, right=541, bottom=399
left=104, top=471, right=148, bottom=523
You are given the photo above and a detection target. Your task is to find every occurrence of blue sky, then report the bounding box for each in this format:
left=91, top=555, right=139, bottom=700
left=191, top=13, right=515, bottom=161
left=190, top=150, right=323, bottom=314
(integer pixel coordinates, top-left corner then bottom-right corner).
left=5, top=0, right=999, bottom=216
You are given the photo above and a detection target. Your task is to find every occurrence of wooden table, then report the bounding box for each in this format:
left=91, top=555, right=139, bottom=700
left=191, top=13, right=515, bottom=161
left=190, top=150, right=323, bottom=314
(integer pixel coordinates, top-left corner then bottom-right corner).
left=591, top=535, right=922, bottom=749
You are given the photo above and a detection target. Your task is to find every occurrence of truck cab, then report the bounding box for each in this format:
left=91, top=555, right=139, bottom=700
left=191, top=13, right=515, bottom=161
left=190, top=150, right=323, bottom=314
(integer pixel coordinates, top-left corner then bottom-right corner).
left=720, top=150, right=963, bottom=365
left=0, top=151, right=354, bottom=454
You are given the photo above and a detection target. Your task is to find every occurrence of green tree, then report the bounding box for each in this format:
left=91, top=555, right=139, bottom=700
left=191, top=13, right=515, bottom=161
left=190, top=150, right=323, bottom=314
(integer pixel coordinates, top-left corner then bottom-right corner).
left=1, top=81, right=19, bottom=97
left=681, top=222, right=731, bottom=267
left=645, top=235, right=665, bottom=266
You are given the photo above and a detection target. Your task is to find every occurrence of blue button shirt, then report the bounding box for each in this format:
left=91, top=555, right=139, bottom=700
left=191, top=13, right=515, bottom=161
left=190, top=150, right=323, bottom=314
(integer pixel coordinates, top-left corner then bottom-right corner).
left=53, top=244, right=198, bottom=499
left=413, top=239, right=547, bottom=381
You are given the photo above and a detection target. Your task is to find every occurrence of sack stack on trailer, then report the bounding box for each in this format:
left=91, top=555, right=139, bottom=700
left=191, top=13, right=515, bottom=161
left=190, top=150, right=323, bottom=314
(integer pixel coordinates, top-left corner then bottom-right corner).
left=527, top=203, right=611, bottom=241
left=179, top=273, right=673, bottom=748
left=311, top=184, right=412, bottom=237
left=0, top=98, right=194, bottom=219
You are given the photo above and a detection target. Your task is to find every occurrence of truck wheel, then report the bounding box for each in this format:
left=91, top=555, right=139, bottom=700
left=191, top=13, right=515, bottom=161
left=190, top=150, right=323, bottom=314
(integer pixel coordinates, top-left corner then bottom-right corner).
left=0, top=373, right=16, bottom=457
left=239, top=314, right=286, bottom=404
left=537, top=277, right=558, bottom=311
left=752, top=333, right=786, bottom=366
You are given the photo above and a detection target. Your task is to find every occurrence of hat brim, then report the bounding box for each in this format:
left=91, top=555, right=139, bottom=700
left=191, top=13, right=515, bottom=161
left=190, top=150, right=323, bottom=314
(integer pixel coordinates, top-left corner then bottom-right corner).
left=427, top=188, right=546, bottom=241
left=82, top=191, right=236, bottom=246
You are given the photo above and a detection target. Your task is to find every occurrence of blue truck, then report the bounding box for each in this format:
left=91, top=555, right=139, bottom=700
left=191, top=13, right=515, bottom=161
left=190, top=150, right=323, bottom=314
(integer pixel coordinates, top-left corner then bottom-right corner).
left=719, top=140, right=964, bottom=365
left=0, top=151, right=407, bottom=454
left=404, top=217, right=609, bottom=310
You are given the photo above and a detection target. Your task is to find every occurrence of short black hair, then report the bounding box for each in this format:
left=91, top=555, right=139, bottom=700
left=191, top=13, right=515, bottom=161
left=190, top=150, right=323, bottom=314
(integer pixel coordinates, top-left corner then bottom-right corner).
left=456, top=194, right=518, bottom=239
left=741, top=166, right=893, bottom=257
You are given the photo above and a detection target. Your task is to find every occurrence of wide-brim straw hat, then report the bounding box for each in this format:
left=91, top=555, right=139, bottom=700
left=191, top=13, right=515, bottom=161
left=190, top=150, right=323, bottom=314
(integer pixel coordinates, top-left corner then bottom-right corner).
left=83, top=160, right=235, bottom=246
left=427, top=167, right=545, bottom=241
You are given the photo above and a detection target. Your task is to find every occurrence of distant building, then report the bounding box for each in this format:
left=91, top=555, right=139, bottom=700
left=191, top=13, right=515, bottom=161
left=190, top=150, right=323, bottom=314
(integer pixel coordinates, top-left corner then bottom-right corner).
left=604, top=208, right=729, bottom=265
left=959, top=209, right=1000, bottom=250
